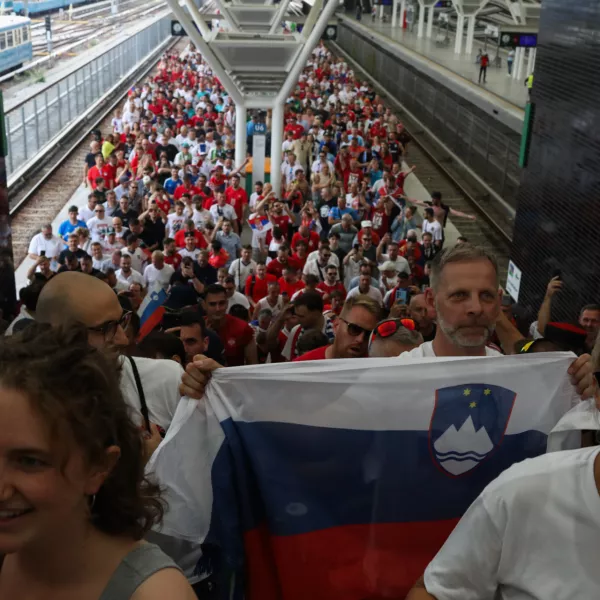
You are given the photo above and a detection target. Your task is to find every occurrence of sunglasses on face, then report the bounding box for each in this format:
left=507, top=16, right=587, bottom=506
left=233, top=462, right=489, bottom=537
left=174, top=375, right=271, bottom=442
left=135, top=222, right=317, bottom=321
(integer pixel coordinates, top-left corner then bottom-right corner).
left=87, top=310, right=132, bottom=341
left=340, top=317, right=371, bottom=339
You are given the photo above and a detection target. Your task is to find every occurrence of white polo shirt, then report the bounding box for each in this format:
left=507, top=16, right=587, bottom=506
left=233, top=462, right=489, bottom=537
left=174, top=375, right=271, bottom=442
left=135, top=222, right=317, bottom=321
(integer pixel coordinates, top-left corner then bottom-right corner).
left=144, top=263, right=175, bottom=291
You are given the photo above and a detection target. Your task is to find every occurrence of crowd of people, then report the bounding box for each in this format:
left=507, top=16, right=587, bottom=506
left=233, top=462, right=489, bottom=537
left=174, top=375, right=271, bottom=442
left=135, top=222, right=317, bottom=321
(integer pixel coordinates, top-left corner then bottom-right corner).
left=1, top=38, right=599, bottom=600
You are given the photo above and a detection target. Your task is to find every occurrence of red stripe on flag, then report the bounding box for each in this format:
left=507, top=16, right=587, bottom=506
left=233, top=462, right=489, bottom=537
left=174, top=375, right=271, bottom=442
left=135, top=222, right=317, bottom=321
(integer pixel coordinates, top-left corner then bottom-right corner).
left=137, top=306, right=165, bottom=342
left=244, top=519, right=459, bottom=600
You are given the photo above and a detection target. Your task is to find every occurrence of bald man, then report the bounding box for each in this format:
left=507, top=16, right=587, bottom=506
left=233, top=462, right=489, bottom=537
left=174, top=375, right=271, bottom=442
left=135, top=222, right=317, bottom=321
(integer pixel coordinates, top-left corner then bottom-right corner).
left=36, top=271, right=182, bottom=431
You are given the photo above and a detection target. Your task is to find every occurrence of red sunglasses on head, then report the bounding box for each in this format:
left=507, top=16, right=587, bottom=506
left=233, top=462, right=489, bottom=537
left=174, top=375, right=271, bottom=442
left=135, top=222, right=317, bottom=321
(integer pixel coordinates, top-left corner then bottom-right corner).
left=368, top=318, right=416, bottom=350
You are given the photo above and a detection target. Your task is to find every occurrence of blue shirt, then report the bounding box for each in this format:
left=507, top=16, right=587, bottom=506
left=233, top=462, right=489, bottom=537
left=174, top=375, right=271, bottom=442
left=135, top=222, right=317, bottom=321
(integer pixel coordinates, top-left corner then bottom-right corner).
left=58, top=219, right=87, bottom=241
left=329, top=206, right=359, bottom=222
left=247, top=121, right=256, bottom=136
left=164, top=177, right=182, bottom=196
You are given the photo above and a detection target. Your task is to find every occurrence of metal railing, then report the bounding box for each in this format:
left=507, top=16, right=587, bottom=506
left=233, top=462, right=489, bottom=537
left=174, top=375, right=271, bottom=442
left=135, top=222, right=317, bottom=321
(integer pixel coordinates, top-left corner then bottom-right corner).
left=337, top=21, right=522, bottom=209
left=5, top=15, right=172, bottom=178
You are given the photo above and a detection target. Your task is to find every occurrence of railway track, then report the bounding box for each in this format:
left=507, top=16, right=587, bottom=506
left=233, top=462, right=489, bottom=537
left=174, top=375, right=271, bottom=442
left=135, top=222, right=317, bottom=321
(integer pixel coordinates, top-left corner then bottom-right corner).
left=9, top=36, right=185, bottom=265
left=330, top=41, right=512, bottom=283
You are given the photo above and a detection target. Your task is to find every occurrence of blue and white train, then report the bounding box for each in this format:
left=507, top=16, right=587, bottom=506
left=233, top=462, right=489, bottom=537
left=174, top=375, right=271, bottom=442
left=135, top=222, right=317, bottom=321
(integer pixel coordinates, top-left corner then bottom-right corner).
left=12, top=0, right=91, bottom=16
left=0, top=15, right=32, bottom=74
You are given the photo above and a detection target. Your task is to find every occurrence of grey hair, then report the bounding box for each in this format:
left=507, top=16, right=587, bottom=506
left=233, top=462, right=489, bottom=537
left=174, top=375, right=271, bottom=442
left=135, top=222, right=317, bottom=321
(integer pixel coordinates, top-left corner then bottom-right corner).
left=258, top=308, right=273, bottom=319
left=429, top=244, right=499, bottom=291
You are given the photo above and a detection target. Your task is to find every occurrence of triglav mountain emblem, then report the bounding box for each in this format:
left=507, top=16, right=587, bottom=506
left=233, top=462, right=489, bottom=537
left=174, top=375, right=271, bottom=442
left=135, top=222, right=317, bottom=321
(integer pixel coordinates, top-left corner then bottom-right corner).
left=429, top=384, right=517, bottom=477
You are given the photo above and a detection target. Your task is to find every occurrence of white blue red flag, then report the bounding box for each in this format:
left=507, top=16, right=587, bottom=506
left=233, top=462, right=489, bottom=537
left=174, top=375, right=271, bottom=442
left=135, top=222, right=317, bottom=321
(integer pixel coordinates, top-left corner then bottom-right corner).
left=137, top=282, right=167, bottom=341
left=148, top=353, right=584, bottom=599
left=248, top=215, right=272, bottom=232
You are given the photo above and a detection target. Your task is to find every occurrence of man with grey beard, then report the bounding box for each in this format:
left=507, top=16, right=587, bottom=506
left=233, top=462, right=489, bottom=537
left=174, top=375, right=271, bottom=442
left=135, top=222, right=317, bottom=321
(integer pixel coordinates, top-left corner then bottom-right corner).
left=398, top=244, right=594, bottom=398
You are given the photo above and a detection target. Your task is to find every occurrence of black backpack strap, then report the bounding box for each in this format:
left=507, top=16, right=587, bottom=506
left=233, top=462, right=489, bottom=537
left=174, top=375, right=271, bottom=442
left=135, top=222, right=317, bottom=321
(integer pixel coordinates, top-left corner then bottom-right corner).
left=127, top=356, right=151, bottom=433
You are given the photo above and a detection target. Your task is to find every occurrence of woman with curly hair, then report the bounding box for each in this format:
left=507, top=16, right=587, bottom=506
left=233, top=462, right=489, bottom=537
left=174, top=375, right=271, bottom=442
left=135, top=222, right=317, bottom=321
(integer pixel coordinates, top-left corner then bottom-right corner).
left=0, top=324, right=195, bottom=599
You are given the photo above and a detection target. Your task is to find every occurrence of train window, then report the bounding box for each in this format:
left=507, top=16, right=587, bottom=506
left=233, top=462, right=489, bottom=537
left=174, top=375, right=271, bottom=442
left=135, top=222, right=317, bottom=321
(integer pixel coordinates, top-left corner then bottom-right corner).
left=22, top=26, right=29, bottom=42
left=0, top=33, right=5, bottom=51
left=14, top=28, right=21, bottom=46
left=6, top=30, right=13, bottom=48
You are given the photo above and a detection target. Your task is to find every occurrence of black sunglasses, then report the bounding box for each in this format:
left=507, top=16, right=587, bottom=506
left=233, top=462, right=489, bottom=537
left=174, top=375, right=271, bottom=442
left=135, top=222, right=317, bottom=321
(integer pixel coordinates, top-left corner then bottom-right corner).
left=88, top=311, right=132, bottom=341
left=340, top=317, right=371, bottom=338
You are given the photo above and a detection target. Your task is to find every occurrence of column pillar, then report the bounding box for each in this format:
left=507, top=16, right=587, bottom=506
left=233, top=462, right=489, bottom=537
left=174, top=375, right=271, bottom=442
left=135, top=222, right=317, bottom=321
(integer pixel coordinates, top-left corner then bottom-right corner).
left=392, top=0, right=398, bottom=27
left=515, top=45, right=526, bottom=80
left=270, top=103, right=284, bottom=199
left=465, top=14, right=475, bottom=54
left=426, top=5, right=434, bottom=38
left=417, top=3, right=425, bottom=38
left=379, top=3, right=384, bottom=19
left=526, top=47, right=535, bottom=76
left=512, top=47, right=521, bottom=80
left=400, top=0, right=406, bottom=28
left=454, top=14, right=464, bottom=54
left=235, top=104, right=247, bottom=169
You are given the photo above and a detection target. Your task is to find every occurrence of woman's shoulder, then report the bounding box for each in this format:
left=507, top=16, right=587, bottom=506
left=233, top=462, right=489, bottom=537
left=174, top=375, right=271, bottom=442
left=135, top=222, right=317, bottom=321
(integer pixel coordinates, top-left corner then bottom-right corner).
left=103, top=542, right=194, bottom=600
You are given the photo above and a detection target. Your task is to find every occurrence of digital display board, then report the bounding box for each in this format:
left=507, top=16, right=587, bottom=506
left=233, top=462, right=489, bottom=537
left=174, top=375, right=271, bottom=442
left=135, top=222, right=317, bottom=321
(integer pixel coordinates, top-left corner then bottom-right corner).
left=500, top=32, right=538, bottom=48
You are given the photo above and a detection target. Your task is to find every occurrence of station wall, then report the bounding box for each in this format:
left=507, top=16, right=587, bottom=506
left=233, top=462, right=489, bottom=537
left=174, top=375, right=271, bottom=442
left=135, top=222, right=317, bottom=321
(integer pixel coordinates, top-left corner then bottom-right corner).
left=510, top=0, right=600, bottom=320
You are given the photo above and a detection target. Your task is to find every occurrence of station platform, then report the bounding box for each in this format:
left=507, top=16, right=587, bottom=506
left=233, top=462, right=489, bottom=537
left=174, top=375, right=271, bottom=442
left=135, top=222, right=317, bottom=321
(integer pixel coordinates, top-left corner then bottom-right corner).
left=340, top=15, right=528, bottom=113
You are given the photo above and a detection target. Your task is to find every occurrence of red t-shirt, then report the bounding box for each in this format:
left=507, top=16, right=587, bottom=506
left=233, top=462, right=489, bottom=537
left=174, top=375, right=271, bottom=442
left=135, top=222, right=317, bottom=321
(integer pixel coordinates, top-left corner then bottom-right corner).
left=270, top=214, right=292, bottom=239
left=244, top=273, right=277, bottom=304
left=343, top=168, right=364, bottom=190
left=370, top=207, right=390, bottom=237
left=317, top=281, right=347, bottom=300
left=174, top=229, right=207, bottom=249
left=278, top=277, right=305, bottom=298
left=87, top=165, right=114, bottom=189
left=174, top=184, right=201, bottom=201
left=225, top=186, right=248, bottom=221
left=293, top=345, right=329, bottom=362
left=164, top=252, right=182, bottom=270
left=213, top=314, right=254, bottom=367
left=356, top=229, right=381, bottom=246
left=291, top=231, right=320, bottom=252
left=266, top=258, right=288, bottom=279
left=290, top=252, right=307, bottom=271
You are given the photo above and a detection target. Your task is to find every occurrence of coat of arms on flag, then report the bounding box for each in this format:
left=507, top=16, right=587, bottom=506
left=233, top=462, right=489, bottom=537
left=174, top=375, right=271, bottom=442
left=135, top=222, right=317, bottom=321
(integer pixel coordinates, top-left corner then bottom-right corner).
left=429, top=384, right=517, bottom=477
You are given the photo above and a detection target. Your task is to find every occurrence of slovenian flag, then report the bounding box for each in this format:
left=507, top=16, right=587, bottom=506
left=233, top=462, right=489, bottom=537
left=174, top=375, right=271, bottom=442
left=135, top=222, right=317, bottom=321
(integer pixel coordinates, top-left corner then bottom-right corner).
left=148, top=353, right=581, bottom=599
left=248, top=214, right=272, bottom=232
left=137, top=282, right=167, bottom=341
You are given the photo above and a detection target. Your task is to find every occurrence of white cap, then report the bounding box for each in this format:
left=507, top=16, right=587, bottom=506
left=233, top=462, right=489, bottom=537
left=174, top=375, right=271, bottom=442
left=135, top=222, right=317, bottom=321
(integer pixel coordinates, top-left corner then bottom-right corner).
left=380, top=261, right=397, bottom=272
left=361, top=220, right=373, bottom=228
left=143, top=175, right=152, bottom=185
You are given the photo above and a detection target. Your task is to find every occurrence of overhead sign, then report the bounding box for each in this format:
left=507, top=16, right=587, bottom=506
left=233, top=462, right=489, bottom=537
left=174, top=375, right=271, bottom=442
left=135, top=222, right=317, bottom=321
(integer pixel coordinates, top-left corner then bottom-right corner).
left=435, top=0, right=452, bottom=7
left=485, top=25, right=499, bottom=38
left=323, top=25, right=337, bottom=40
left=500, top=31, right=538, bottom=48
left=506, top=260, right=523, bottom=302
left=253, top=122, right=267, bottom=134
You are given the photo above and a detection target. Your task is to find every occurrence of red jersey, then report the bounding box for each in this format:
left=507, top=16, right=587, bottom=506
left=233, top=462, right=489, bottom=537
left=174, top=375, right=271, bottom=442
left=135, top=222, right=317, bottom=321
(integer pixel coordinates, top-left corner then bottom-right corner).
left=293, top=345, right=329, bottom=362
left=87, top=165, right=114, bottom=189
left=212, top=314, right=254, bottom=367
left=291, top=231, right=320, bottom=253
left=244, top=273, right=277, bottom=304
left=174, top=184, right=200, bottom=201
left=342, top=168, right=364, bottom=190
left=317, top=281, right=347, bottom=301
left=225, top=186, right=248, bottom=221
left=155, top=196, right=171, bottom=215
left=164, top=252, right=182, bottom=271
left=370, top=207, right=390, bottom=237
left=270, top=214, right=292, bottom=239
left=356, top=229, right=381, bottom=246
left=284, top=123, right=305, bottom=139
left=290, top=252, right=308, bottom=271
left=266, top=258, right=288, bottom=279
left=278, top=277, right=305, bottom=298
left=174, top=229, right=207, bottom=249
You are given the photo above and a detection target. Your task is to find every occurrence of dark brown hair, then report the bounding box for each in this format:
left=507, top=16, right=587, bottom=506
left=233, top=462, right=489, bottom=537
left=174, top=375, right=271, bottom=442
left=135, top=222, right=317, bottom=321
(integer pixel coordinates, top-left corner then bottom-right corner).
left=0, top=323, right=164, bottom=540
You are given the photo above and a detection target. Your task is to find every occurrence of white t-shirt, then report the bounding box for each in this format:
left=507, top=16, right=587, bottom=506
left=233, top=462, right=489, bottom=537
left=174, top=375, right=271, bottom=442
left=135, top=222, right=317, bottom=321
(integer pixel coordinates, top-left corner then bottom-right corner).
left=209, top=203, right=236, bottom=222
left=119, top=356, right=182, bottom=431
left=255, top=296, right=284, bottom=319
left=121, top=247, right=147, bottom=274
left=346, top=285, right=383, bottom=306
left=166, top=213, right=187, bottom=238
left=79, top=205, right=95, bottom=223
left=115, top=268, right=145, bottom=288
left=229, top=259, right=256, bottom=291
left=422, top=219, right=443, bottom=242
left=227, top=291, right=250, bottom=312
left=28, top=233, right=63, bottom=261
left=400, top=341, right=502, bottom=359
left=144, top=263, right=175, bottom=291
left=178, top=247, right=201, bottom=261
left=424, top=447, right=600, bottom=600
left=307, top=249, right=340, bottom=269
left=380, top=254, right=411, bottom=276
left=86, top=216, right=112, bottom=242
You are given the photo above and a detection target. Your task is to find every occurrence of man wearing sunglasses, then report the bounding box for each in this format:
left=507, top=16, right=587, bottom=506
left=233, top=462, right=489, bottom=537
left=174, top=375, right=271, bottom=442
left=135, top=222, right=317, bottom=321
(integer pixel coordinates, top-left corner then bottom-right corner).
left=294, top=295, right=381, bottom=361
left=36, top=272, right=183, bottom=433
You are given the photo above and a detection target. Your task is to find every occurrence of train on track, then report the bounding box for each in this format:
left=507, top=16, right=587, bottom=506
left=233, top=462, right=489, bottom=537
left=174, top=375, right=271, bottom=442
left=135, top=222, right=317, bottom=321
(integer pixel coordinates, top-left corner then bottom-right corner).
left=0, top=15, right=32, bottom=73
left=12, top=0, right=96, bottom=16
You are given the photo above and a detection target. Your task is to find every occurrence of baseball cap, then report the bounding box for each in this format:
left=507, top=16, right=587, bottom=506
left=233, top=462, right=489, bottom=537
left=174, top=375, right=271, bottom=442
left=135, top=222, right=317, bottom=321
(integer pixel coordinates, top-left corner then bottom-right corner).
left=182, top=141, right=190, bottom=147
left=380, top=261, right=397, bottom=272
left=361, top=220, right=373, bottom=228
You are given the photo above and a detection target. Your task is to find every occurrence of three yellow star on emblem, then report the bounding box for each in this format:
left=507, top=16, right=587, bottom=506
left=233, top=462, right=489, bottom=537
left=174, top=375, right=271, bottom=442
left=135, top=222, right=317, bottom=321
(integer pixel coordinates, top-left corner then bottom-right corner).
left=469, top=401, right=477, bottom=408
left=463, top=388, right=471, bottom=396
